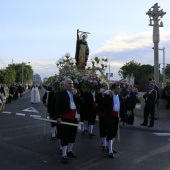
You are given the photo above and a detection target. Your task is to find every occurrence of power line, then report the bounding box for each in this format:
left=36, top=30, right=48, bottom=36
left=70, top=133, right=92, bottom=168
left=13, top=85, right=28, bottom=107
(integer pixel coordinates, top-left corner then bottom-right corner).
left=0, top=58, right=8, bottom=67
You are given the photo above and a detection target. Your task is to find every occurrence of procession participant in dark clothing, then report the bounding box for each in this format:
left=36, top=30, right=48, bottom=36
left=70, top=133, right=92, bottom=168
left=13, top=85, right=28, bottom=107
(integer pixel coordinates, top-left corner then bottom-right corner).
left=56, top=79, right=80, bottom=164
left=96, top=82, right=109, bottom=150
left=103, top=83, right=125, bottom=158
left=18, top=84, right=24, bottom=97
left=42, top=85, right=56, bottom=139
left=141, top=83, right=157, bottom=127
left=164, top=82, right=170, bottom=109
left=152, top=80, right=159, bottom=119
left=51, top=81, right=66, bottom=154
left=13, top=85, right=19, bottom=100
left=86, top=90, right=97, bottom=138
left=120, top=83, right=128, bottom=122
left=125, top=84, right=136, bottom=125
left=79, top=89, right=88, bottom=135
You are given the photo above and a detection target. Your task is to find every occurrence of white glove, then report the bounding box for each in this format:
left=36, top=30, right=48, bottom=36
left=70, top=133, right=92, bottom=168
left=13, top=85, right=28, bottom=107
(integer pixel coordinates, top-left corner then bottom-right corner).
left=75, top=112, right=80, bottom=122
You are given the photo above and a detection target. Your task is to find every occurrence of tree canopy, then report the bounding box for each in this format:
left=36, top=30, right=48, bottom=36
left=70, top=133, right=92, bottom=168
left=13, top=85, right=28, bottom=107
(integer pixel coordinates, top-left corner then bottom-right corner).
left=0, top=63, right=33, bottom=84
left=118, top=60, right=141, bottom=79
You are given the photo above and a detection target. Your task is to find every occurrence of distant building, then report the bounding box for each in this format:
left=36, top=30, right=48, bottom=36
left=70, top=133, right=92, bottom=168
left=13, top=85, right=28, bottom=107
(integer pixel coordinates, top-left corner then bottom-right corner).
left=43, top=77, right=48, bottom=82
left=32, top=74, right=42, bottom=84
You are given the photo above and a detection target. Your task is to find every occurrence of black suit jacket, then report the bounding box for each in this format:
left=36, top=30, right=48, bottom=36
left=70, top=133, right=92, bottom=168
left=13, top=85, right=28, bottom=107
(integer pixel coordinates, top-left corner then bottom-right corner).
left=143, top=89, right=157, bottom=106
left=103, top=93, right=125, bottom=118
left=56, top=90, right=80, bottom=119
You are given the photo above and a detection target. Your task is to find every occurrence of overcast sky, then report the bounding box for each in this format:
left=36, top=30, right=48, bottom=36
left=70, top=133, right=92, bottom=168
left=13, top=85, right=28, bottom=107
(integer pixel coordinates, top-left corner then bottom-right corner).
left=0, top=0, right=170, bottom=80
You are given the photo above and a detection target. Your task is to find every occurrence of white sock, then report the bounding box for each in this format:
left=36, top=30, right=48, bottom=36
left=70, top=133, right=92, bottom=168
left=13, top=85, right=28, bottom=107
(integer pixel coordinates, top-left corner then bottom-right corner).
left=51, top=127, right=56, bottom=137
left=102, top=137, right=107, bottom=147
left=62, top=145, right=67, bottom=157
left=81, top=123, right=84, bottom=131
left=89, top=125, right=93, bottom=134
left=107, top=140, right=113, bottom=154
left=68, top=143, right=74, bottom=152
left=54, top=126, right=57, bottom=134
left=85, top=121, right=88, bottom=130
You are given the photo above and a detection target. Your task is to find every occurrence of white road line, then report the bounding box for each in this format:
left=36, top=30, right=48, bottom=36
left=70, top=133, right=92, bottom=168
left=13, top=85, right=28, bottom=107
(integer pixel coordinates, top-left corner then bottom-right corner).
left=23, top=107, right=39, bottom=113
left=16, top=113, right=26, bottom=116
left=2, top=111, right=11, bottom=114
left=30, top=115, right=41, bottom=118
left=153, top=133, right=170, bottom=136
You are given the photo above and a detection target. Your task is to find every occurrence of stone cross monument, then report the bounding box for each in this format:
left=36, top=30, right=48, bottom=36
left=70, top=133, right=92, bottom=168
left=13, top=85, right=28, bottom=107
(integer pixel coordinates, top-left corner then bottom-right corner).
left=146, top=3, right=166, bottom=83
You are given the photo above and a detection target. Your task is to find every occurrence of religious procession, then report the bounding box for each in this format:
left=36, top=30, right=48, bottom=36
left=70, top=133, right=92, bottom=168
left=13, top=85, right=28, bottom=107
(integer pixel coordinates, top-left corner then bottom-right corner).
left=40, top=29, right=140, bottom=164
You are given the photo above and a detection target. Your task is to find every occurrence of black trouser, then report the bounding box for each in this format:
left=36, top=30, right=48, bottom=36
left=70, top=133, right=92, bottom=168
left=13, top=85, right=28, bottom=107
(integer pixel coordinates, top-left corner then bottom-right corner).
left=88, top=113, right=96, bottom=125
left=144, top=104, right=155, bottom=126
left=57, top=124, right=62, bottom=139
left=80, top=111, right=88, bottom=122
left=61, top=118, right=78, bottom=146
left=166, top=97, right=170, bottom=107
left=99, top=115, right=106, bottom=138
left=105, top=116, right=119, bottom=140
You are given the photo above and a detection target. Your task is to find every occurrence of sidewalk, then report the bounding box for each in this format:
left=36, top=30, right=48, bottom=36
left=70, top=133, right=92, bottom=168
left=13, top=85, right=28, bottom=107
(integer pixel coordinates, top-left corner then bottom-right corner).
left=120, top=116, right=170, bottom=132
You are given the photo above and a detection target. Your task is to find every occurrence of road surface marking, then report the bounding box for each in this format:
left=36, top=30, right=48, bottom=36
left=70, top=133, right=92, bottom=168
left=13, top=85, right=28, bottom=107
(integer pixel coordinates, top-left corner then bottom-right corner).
left=23, top=107, right=39, bottom=113
left=30, top=115, right=41, bottom=118
left=153, top=133, right=170, bottom=136
left=2, top=111, right=11, bottom=114
left=16, top=113, right=26, bottom=116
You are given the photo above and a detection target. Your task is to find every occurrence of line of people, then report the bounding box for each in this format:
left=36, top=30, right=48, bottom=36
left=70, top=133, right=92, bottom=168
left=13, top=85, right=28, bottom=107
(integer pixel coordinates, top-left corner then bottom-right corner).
left=42, top=79, right=138, bottom=164
left=0, top=83, right=25, bottom=111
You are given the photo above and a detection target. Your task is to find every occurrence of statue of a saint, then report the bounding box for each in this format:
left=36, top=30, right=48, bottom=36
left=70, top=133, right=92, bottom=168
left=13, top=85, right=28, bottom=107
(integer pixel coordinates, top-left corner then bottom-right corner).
left=75, top=29, right=90, bottom=69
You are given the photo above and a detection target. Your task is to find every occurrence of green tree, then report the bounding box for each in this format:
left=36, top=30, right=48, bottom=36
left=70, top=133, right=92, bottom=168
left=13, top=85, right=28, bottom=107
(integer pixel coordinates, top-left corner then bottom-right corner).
left=0, top=70, right=5, bottom=83
left=165, top=65, right=170, bottom=80
left=118, top=60, right=141, bottom=79
left=134, top=64, right=154, bottom=91
left=7, top=63, right=33, bottom=84
left=3, top=67, right=16, bottom=84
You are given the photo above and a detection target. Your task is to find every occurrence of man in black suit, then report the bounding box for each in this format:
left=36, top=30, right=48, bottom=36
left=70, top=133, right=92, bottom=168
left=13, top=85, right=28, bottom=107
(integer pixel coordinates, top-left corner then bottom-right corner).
left=86, top=90, right=97, bottom=138
left=42, top=85, right=56, bottom=139
left=152, top=80, right=159, bottom=119
left=79, top=89, right=88, bottom=135
left=103, top=83, right=125, bottom=158
left=141, top=83, right=157, bottom=127
left=56, top=79, right=80, bottom=163
left=164, top=82, right=170, bottom=109
left=96, top=82, right=109, bottom=150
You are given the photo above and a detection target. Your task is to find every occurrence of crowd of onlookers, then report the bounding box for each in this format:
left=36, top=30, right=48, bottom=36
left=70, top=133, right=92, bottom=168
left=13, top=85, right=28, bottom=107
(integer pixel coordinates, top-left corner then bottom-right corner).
left=161, top=81, right=170, bottom=109
left=0, top=83, right=28, bottom=111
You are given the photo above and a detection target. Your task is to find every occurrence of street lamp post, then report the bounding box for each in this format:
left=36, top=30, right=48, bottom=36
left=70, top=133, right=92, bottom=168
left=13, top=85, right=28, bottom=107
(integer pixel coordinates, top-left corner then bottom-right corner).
left=146, top=3, right=166, bottom=83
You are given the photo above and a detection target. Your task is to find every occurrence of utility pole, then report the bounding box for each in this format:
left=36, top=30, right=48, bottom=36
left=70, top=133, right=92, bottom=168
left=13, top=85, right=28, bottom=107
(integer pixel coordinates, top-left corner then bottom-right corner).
left=22, top=62, right=24, bottom=84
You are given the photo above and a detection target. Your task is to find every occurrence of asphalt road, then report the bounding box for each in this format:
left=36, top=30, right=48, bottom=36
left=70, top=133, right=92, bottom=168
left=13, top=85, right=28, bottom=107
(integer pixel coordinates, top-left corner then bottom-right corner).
left=0, top=89, right=170, bottom=170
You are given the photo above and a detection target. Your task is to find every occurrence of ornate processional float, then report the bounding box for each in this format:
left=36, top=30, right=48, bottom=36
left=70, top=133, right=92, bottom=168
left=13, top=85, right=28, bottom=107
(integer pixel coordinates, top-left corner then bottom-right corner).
left=55, top=29, right=109, bottom=91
